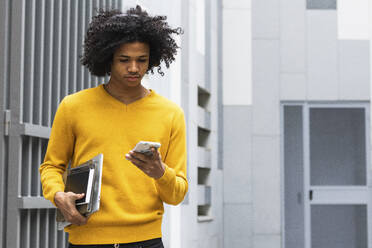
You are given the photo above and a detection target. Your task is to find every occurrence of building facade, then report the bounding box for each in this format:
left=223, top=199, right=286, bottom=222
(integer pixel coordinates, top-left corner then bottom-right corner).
left=1, top=0, right=372, bottom=248
left=247, top=0, right=372, bottom=247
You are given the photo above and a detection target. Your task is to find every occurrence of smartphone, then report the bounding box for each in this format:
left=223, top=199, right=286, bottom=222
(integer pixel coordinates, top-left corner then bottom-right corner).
left=133, top=141, right=161, bottom=155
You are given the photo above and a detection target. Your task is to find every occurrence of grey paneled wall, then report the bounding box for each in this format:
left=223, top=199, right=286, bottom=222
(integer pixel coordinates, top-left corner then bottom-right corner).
left=1, top=0, right=122, bottom=247
left=22, top=0, right=121, bottom=127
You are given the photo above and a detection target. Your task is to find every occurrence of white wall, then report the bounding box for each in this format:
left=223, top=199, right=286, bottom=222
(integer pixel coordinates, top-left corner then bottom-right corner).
left=223, top=0, right=252, bottom=105
left=222, top=0, right=254, bottom=248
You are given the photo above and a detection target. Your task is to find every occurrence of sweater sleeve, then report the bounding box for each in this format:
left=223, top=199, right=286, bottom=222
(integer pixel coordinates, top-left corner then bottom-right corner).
left=155, top=109, right=188, bottom=205
left=39, top=99, right=75, bottom=206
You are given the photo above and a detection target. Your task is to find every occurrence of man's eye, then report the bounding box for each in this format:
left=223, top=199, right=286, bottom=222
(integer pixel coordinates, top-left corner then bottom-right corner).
left=138, top=59, right=147, bottom=62
left=119, top=60, right=128, bottom=62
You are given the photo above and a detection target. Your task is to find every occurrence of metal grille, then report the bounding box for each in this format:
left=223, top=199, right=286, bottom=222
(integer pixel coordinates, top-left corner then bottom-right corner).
left=0, top=0, right=12, bottom=247
left=22, top=0, right=119, bottom=127
left=20, top=209, right=67, bottom=248
left=1, top=0, right=122, bottom=247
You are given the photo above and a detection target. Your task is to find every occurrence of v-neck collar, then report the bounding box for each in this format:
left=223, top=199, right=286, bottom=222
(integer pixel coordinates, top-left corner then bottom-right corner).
left=98, top=84, right=154, bottom=109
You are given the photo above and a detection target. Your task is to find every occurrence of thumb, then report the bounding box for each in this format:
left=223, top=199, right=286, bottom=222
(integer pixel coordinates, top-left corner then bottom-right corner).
left=73, top=193, right=85, bottom=200
left=151, top=148, right=161, bottom=159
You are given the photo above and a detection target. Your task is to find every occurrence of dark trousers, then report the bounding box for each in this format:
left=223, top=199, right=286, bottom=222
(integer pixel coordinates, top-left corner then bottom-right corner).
left=68, top=238, right=164, bottom=248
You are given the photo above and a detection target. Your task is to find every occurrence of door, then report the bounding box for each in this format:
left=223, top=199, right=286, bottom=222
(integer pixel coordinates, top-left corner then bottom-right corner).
left=283, top=103, right=371, bottom=248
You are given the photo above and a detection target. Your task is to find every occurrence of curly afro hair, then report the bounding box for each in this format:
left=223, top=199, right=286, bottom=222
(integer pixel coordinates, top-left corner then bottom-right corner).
left=81, top=5, right=183, bottom=77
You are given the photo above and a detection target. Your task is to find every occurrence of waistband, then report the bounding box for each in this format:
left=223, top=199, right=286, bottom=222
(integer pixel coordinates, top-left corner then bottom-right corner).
left=69, top=238, right=163, bottom=248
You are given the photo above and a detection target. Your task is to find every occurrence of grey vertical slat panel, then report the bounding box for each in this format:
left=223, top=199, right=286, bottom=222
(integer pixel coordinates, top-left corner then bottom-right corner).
left=0, top=0, right=11, bottom=243
left=0, top=0, right=7, bottom=234
left=27, top=137, right=32, bottom=196
left=33, top=138, right=44, bottom=196
left=30, top=209, right=39, bottom=248
left=39, top=209, right=46, bottom=248
left=21, top=136, right=30, bottom=196
left=61, top=0, right=70, bottom=100
left=45, top=209, right=50, bottom=247
left=23, top=0, right=35, bottom=124
left=20, top=210, right=28, bottom=248
left=30, top=209, right=36, bottom=247
left=33, top=0, right=45, bottom=125
left=37, top=142, right=44, bottom=246
left=7, top=0, right=25, bottom=246
left=21, top=139, right=31, bottom=247
left=69, top=0, right=78, bottom=94
left=36, top=209, right=41, bottom=247
left=57, top=228, right=64, bottom=248
left=49, top=209, right=57, bottom=248
left=43, top=0, right=54, bottom=126
left=26, top=210, right=31, bottom=248
left=77, top=0, right=85, bottom=92
left=0, top=133, right=8, bottom=248
left=52, top=0, right=62, bottom=124
left=32, top=137, right=40, bottom=196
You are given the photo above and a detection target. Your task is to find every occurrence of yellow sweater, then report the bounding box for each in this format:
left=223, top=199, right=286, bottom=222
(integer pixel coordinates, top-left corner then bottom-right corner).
left=39, top=85, right=188, bottom=244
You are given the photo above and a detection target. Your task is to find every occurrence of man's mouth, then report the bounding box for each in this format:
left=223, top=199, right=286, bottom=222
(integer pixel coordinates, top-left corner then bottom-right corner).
left=125, top=76, right=140, bottom=81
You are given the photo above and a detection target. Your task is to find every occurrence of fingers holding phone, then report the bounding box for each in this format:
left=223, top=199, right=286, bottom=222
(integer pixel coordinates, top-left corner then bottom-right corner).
left=125, top=142, right=165, bottom=179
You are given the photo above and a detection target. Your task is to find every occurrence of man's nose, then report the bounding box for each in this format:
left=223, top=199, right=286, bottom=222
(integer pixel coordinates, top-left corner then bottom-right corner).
left=128, top=61, right=139, bottom=73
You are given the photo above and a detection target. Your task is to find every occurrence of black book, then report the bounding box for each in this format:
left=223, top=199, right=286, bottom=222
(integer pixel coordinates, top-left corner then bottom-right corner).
left=56, top=154, right=104, bottom=229
left=64, top=165, right=95, bottom=206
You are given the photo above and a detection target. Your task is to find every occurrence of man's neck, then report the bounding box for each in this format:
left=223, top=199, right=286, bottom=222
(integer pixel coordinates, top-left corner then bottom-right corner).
left=104, top=80, right=149, bottom=105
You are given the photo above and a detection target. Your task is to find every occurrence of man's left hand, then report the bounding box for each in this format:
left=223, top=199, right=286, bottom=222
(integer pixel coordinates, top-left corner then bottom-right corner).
left=125, top=147, right=165, bottom=179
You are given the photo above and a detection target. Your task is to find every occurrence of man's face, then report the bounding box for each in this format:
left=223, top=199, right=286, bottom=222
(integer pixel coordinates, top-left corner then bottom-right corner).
left=110, top=41, right=150, bottom=88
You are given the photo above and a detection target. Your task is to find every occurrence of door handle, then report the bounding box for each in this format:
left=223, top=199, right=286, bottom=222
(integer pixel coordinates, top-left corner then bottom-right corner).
left=309, top=190, right=313, bottom=200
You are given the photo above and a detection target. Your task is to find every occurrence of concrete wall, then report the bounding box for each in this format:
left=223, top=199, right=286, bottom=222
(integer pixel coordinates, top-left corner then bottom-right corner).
left=222, top=0, right=254, bottom=247
left=251, top=0, right=281, bottom=246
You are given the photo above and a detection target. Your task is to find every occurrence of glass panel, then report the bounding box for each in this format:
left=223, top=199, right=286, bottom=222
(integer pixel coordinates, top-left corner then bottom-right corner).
left=284, top=106, right=305, bottom=248
left=310, top=108, right=366, bottom=186
left=311, top=205, right=367, bottom=248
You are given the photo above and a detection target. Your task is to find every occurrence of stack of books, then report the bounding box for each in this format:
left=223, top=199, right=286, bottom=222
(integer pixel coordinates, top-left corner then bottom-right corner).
left=57, top=154, right=103, bottom=230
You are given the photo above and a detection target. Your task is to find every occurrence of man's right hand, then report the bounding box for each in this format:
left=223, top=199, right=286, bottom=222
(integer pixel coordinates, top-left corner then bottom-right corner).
left=54, top=191, right=88, bottom=225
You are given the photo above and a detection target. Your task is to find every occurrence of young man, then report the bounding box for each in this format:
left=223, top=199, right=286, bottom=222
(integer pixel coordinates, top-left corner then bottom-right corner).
left=39, top=6, right=188, bottom=248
